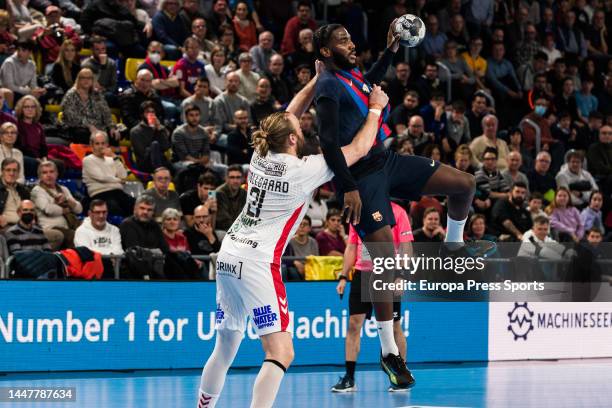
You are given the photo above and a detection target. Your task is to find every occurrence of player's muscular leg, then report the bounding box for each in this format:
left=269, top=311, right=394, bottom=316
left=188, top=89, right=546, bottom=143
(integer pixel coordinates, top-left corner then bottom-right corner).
left=252, top=331, right=293, bottom=408
left=260, top=331, right=295, bottom=368
left=363, top=226, right=395, bottom=321
left=346, top=314, right=366, bottom=361
left=421, top=164, right=476, bottom=220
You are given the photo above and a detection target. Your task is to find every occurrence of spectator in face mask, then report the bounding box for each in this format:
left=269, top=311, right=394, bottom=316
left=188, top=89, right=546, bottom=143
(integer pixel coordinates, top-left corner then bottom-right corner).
left=521, top=96, right=558, bottom=154
left=5, top=199, right=50, bottom=255
left=137, top=41, right=179, bottom=100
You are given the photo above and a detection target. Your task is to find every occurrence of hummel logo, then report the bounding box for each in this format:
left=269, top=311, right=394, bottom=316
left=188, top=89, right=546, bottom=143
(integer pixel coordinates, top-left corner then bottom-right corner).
left=279, top=297, right=288, bottom=314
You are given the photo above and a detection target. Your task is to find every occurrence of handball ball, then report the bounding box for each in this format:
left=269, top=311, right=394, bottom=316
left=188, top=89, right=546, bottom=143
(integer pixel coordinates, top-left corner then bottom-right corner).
left=394, top=14, right=426, bottom=48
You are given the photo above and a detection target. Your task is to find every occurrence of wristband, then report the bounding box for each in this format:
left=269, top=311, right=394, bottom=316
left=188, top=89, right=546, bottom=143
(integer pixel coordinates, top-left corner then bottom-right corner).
left=369, top=108, right=382, bottom=117
left=338, top=275, right=348, bottom=282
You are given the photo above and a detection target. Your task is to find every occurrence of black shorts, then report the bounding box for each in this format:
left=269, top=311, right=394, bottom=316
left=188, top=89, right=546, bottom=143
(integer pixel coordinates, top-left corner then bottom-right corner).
left=349, top=270, right=402, bottom=321
left=341, top=151, right=441, bottom=238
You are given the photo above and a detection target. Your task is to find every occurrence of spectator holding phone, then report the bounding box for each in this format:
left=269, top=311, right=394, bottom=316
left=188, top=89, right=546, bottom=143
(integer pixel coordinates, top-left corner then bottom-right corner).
left=130, top=101, right=172, bottom=173
left=179, top=172, right=218, bottom=228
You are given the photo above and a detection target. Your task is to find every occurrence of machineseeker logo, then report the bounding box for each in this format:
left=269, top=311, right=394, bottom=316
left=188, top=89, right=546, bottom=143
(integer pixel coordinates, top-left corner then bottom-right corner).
left=507, top=302, right=535, bottom=340
left=507, top=302, right=612, bottom=341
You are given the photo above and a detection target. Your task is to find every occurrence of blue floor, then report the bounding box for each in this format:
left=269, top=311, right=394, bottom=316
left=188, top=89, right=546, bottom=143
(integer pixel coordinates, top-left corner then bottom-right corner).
left=1, top=359, right=611, bottom=408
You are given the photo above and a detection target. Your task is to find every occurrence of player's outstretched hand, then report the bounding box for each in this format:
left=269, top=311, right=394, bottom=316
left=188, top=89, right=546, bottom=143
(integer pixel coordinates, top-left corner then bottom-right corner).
left=387, top=18, right=401, bottom=53
left=315, top=59, right=325, bottom=76
left=343, top=190, right=362, bottom=225
left=369, top=85, right=389, bottom=110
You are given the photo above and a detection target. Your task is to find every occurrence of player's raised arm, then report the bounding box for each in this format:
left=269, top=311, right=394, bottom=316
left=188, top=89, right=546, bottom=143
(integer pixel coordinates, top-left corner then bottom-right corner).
left=285, top=60, right=325, bottom=118
left=364, top=19, right=400, bottom=85
left=340, top=85, right=389, bottom=166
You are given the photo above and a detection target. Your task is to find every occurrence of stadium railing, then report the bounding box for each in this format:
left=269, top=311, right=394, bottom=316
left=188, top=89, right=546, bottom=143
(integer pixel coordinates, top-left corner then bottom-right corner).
left=0, top=254, right=308, bottom=280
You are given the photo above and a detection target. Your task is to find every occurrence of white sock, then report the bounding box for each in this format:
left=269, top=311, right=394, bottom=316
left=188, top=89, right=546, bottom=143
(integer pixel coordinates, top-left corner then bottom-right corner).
left=445, top=215, right=467, bottom=245
left=198, top=329, right=243, bottom=408
left=377, top=319, right=399, bottom=357
left=197, top=389, right=219, bottom=408
left=250, top=361, right=286, bottom=408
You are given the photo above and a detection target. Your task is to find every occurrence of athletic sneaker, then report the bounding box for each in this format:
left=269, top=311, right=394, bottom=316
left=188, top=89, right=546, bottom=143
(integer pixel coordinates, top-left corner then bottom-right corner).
left=331, top=375, right=357, bottom=392
left=380, top=353, right=416, bottom=387
left=388, top=383, right=411, bottom=392
left=440, top=240, right=497, bottom=259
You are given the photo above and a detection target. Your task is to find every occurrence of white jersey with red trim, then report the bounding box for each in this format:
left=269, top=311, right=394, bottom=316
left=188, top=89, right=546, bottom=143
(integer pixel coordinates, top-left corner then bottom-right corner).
left=220, top=152, right=334, bottom=264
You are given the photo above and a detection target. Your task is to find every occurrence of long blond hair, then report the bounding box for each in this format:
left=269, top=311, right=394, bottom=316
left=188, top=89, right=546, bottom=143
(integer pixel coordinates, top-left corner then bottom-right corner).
left=251, top=112, right=294, bottom=157
left=74, top=67, right=94, bottom=92
left=56, top=39, right=78, bottom=88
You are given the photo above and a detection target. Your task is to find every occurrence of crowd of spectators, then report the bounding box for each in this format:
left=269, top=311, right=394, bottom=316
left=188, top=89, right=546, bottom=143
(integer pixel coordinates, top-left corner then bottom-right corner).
left=0, top=0, right=609, bottom=280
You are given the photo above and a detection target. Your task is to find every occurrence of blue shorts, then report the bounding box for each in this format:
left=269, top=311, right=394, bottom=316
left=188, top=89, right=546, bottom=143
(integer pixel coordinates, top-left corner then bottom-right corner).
left=341, top=151, right=441, bottom=237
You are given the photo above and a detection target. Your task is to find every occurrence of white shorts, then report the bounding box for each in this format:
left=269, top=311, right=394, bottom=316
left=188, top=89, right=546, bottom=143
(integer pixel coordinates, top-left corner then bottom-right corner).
left=214, top=252, right=290, bottom=336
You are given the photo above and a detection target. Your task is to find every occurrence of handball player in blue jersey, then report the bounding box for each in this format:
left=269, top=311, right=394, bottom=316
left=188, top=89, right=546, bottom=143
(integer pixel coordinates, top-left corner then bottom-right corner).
left=314, top=22, right=494, bottom=388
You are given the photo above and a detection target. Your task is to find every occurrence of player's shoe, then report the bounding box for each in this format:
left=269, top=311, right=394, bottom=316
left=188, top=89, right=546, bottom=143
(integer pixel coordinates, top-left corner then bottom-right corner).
left=388, top=383, right=412, bottom=392
left=331, top=375, right=357, bottom=392
left=440, top=240, right=497, bottom=259
left=380, top=353, right=416, bottom=388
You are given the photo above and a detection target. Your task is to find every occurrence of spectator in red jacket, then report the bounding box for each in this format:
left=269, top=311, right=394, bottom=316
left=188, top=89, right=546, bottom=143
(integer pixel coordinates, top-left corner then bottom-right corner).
left=233, top=1, right=257, bottom=52
left=280, top=0, right=317, bottom=55
left=161, top=207, right=190, bottom=252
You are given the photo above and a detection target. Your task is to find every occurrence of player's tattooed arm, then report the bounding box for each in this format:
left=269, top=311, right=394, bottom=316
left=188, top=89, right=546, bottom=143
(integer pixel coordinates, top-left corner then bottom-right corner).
left=286, top=60, right=325, bottom=118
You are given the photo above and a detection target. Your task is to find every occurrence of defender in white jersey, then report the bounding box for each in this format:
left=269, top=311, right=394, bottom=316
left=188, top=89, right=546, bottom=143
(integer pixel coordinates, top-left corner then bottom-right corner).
left=197, top=62, right=389, bottom=408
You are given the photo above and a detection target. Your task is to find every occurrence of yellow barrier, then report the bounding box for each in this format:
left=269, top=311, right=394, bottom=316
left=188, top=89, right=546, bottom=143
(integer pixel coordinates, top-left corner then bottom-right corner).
left=304, top=256, right=344, bottom=281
